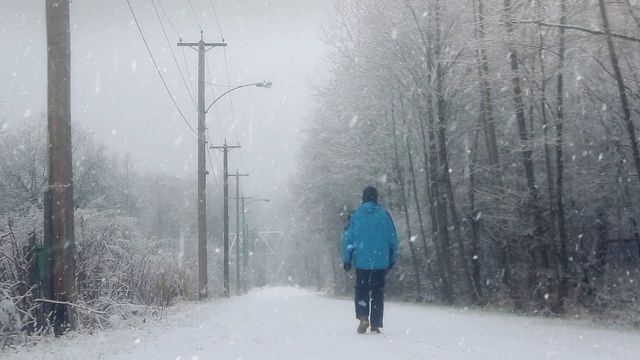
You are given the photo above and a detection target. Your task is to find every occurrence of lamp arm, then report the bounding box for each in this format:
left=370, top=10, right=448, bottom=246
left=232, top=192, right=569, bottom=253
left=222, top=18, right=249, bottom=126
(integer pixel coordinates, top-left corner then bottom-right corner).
left=205, top=83, right=261, bottom=114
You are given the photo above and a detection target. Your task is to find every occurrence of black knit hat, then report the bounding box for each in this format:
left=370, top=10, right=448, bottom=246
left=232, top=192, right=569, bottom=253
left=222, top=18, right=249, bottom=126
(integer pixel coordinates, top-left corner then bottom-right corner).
left=362, top=186, right=378, bottom=204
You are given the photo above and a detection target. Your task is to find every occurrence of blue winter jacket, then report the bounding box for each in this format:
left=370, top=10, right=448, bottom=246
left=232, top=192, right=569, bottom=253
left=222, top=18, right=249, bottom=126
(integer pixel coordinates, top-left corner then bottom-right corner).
left=343, top=202, right=399, bottom=270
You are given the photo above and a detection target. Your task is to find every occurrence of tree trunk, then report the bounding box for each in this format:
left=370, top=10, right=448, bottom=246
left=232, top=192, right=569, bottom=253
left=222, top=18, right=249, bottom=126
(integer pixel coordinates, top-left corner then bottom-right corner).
left=555, top=0, right=570, bottom=311
left=391, top=97, right=424, bottom=301
left=473, top=0, right=517, bottom=307
left=504, top=0, right=544, bottom=308
left=434, top=0, right=477, bottom=303
left=402, top=2, right=439, bottom=285
left=426, top=89, right=454, bottom=304
left=597, top=0, right=640, bottom=180
left=402, top=96, right=439, bottom=294
left=468, top=112, right=485, bottom=304
left=427, top=4, right=454, bottom=304
left=417, top=108, right=446, bottom=301
left=524, top=0, right=563, bottom=311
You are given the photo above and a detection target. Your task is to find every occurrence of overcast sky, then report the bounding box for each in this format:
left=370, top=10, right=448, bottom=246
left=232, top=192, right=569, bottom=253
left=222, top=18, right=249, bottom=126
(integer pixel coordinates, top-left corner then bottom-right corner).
left=0, top=0, right=334, bottom=204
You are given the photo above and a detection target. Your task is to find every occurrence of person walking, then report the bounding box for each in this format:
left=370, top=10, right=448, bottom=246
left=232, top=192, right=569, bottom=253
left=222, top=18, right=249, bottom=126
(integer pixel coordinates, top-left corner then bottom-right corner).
left=343, top=186, right=398, bottom=334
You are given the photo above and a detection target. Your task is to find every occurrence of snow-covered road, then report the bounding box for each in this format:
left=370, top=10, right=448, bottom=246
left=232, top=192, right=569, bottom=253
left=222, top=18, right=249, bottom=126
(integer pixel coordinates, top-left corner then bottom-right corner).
left=4, top=286, right=640, bottom=359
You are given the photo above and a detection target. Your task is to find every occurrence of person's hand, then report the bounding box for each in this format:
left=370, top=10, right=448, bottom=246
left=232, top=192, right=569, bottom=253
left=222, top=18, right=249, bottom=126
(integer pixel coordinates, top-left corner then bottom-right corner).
left=343, top=263, right=352, bottom=271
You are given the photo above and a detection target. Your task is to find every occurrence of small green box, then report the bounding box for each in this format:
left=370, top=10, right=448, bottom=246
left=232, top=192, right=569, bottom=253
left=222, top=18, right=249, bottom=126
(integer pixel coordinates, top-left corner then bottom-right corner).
left=36, top=244, right=47, bottom=282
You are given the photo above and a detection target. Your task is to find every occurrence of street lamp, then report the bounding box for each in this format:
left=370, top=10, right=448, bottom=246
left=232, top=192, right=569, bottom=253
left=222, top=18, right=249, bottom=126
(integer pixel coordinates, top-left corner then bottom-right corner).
left=240, top=197, right=270, bottom=293
left=207, top=81, right=271, bottom=298
left=205, top=81, right=272, bottom=114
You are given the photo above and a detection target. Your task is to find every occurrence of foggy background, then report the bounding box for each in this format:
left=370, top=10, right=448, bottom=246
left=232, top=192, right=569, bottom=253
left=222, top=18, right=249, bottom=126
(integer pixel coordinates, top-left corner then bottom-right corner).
left=0, top=0, right=334, bottom=216
left=5, top=1, right=640, bottom=353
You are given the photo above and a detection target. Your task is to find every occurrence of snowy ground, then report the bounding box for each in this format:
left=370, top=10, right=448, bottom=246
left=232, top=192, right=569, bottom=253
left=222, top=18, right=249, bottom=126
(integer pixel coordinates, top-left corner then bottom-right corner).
left=3, top=286, right=640, bottom=360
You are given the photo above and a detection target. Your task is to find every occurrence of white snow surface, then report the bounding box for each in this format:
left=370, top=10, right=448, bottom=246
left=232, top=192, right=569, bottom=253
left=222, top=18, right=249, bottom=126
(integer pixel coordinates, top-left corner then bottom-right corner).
left=4, top=286, right=640, bottom=360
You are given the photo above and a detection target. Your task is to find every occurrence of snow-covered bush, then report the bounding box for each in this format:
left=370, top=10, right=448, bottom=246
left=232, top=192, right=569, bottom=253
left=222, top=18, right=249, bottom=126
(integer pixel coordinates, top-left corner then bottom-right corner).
left=73, top=208, right=196, bottom=330
left=0, top=208, right=42, bottom=347
left=0, top=206, right=199, bottom=347
left=0, top=115, right=204, bottom=346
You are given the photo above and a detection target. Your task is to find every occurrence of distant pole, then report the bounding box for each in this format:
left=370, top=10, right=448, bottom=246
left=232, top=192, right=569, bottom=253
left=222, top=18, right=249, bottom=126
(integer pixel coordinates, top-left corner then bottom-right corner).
left=230, top=171, right=249, bottom=294
left=178, top=34, right=226, bottom=300
left=243, top=216, right=249, bottom=293
left=211, top=142, right=241, bottom=297
left=242, top=196, right=248, bottom=293
left=46, top=0, right=76, bottom=333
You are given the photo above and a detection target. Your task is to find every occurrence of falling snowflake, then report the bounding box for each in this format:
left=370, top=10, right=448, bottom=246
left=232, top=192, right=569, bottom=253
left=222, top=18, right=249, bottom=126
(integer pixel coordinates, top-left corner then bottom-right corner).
left=174, top=133, right=183, bottom=146
left=349, top=115, right=359, bottom=128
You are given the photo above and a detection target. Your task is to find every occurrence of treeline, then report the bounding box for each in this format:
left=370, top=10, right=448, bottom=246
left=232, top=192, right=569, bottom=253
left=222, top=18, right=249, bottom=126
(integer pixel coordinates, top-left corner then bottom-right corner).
left=287, top=0, right=640, bottom=317
left=0, top=115, right=222, bottom=346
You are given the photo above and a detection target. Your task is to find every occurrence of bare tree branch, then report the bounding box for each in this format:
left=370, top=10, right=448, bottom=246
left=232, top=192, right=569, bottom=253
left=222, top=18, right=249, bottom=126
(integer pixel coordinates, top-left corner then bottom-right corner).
left=518, top=19, right=640, bottom=43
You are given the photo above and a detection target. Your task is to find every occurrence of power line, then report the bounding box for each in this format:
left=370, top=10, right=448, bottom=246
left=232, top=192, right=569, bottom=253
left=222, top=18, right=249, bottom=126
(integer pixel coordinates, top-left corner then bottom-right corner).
left=221, top=46, right=244, bottom=165
left=151, top=0, right=197, bottom=110
left=157, top=0, right=181, bottom=40
left=125, top=0, right=198, bottom=138
left=175, top=0, right=224, bottom=194
left=205, top=64, right=224, bottom=195
left=160, top=0, right=196, bottom=112
left=204, top=50, right=224, bottom=194
left=206, top=133, right=222, bottom=195
left=182, top=47, right=196, bottom=100
left=204, top=0, right=228, bottom=140
left=205, top=53, right=227, bottom=140
left=201, top=0, right=227, bottom=193
left=208, top=0, right=225, bottom=42
left=186, top=0, right=203, bottom=31
left=204, top=0, right=243, bottom=169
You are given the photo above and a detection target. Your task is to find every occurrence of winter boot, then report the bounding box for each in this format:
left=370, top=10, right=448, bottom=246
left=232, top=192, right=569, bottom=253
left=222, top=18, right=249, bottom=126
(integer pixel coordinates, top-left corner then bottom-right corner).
left=357, top=316, right=369, bottom=334
left=370, top=326, right=381, bottom=334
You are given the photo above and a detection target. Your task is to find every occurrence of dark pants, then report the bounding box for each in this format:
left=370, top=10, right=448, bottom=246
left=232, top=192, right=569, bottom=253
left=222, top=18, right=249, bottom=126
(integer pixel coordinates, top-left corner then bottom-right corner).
left=354, top=269, right=386, bottom=328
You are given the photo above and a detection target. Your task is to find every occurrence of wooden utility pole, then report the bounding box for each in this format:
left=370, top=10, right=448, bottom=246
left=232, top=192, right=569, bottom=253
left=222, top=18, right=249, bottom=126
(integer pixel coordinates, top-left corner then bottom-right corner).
left=211, top=142, right=240, bottom=297
left=230, top=171, right=249, bottom=294
left=243, top=215, right=249, bottom=292
left=241, top=195, right=250, bottom=293
left=178, top=34, right=226, bottom=300
left=46, top=0, right=76, bottom=333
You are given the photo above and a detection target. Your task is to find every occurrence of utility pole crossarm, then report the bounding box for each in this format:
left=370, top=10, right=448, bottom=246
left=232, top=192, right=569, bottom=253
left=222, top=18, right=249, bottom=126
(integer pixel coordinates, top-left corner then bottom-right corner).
left=177, top=42, right=227, bottom=50
left=210, top=144, right=241, bottom=151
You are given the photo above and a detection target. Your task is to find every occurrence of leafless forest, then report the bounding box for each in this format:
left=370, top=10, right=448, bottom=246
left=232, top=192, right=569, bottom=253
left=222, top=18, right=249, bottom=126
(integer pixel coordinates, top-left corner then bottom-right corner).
left=285, top=0, right=640, bottom=320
